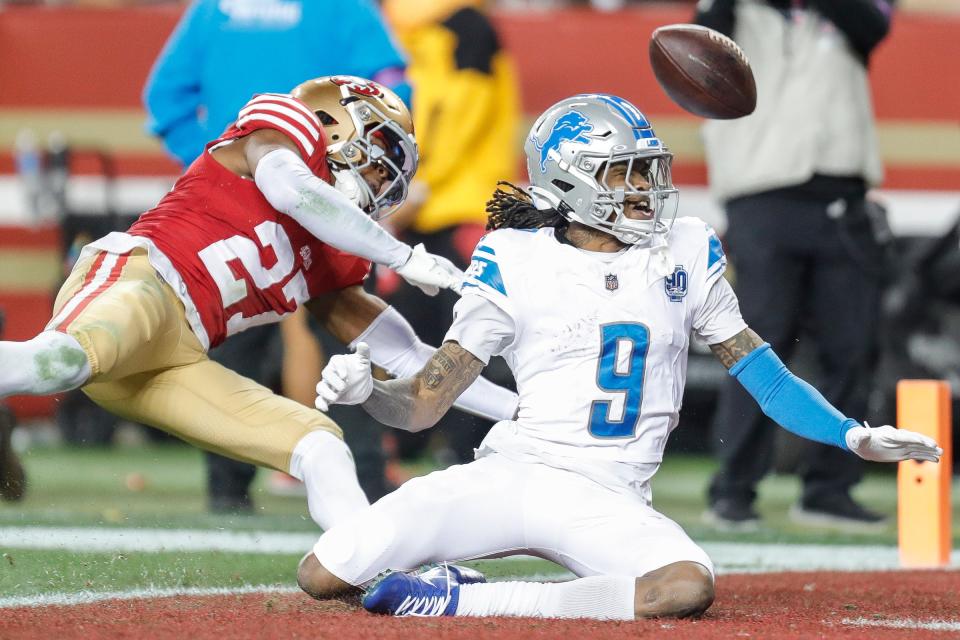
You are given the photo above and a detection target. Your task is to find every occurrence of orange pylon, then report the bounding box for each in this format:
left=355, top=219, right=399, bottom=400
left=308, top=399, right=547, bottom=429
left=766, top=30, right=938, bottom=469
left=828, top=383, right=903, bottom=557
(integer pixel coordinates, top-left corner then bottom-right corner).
left=897, top=380, right=952, bottom=568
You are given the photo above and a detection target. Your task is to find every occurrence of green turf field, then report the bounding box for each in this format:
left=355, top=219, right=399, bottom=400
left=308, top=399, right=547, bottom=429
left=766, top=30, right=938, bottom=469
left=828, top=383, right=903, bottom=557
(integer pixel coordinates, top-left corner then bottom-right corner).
left=4, top=442, right=952, bottom=540
left=1, top=444, right=957, bottom=600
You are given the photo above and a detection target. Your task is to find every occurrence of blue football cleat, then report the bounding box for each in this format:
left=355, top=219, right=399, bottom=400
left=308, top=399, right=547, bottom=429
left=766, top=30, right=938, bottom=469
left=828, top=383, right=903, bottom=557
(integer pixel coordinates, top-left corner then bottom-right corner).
left=363, top=564, right=485, bottom=616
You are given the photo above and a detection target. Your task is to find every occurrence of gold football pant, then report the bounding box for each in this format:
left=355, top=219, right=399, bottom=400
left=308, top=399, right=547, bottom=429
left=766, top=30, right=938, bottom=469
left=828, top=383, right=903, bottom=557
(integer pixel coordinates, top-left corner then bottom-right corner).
left=47, top=249, right=342, bottom=472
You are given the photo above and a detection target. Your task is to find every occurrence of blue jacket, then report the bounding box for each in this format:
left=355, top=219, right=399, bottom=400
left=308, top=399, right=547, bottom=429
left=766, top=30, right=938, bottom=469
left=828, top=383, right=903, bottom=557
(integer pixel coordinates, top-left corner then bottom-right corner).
left=143, top=0, right=410, bottom=167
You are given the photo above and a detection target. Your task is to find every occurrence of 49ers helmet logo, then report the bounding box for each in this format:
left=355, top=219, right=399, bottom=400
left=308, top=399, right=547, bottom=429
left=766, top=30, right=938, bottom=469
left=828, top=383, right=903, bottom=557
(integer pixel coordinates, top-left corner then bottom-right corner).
left=330, top=76, right=384, bottom=97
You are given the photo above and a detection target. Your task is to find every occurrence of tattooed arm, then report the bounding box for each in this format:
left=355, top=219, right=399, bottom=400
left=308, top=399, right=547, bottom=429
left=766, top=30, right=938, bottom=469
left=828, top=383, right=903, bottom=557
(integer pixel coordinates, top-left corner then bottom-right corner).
left=709, top=327, right=765, bottom=369
left=362, top=341, right=486, bottom=432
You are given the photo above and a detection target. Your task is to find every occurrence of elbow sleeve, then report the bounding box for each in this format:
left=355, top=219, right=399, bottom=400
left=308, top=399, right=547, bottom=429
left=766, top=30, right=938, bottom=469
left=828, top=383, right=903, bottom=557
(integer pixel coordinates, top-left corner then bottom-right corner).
left=350, top=306, right=429, bottom=378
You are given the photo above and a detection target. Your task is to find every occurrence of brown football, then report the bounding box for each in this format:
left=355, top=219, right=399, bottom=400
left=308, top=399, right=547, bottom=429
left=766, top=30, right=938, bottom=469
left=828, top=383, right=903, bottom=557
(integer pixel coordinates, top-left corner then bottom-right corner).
left=649, top=24, right=757, bottom=120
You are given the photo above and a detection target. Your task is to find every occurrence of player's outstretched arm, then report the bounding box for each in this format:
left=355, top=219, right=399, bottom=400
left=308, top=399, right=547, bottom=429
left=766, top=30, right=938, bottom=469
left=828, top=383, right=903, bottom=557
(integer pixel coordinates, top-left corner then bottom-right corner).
left=709, top=328, right=942, bottom=463
left=237, top=130, right=461, bottom=295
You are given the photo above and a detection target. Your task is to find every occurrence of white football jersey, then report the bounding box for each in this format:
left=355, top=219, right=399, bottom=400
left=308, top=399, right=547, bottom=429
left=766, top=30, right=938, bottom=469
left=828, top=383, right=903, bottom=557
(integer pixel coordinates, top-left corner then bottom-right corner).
left=448, top=217, right=745, bottom=465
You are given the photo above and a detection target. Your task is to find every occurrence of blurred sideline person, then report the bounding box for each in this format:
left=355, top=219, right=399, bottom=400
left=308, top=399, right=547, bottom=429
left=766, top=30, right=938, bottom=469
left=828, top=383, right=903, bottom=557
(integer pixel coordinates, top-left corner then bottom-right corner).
left=143, top=0, right=411, bottom=511
left=0, top=76, right=517, bottom=534
left=376, top=0, right=521, bottom=465
left=298, top=94, right=941, bottom=619
left=696, top=0, right=895, bottom=530
left=144, top=0, right=410, bottom=167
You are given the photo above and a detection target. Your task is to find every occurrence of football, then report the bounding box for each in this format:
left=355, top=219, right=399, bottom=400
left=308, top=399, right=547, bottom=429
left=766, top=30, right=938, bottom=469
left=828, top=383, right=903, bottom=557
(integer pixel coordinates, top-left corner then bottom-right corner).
left=649, top=24, right=757, bottom=120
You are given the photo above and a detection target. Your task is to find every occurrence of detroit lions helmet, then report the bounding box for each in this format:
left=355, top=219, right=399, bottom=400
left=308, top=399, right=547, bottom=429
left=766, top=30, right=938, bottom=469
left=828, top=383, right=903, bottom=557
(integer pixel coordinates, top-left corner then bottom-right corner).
left=524, top=94, right=678, bottom=244
left=292, top=75, right=418, bottom=219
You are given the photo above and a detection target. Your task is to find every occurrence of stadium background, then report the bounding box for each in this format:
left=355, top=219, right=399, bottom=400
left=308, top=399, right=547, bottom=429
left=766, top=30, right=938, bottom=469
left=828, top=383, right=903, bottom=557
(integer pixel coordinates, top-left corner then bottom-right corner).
left=1, top=2, right=959, bottom=422
left=0, top=2, right=958, bottom=636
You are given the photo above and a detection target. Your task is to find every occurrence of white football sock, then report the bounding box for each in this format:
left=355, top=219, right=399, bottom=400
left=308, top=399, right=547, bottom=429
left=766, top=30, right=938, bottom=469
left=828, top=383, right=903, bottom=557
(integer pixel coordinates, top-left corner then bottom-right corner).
left=455, top=575, right=636, bottom=620
left=0, top=331, right=91, bottom=398
left=288, top=430, right=370, bottom=530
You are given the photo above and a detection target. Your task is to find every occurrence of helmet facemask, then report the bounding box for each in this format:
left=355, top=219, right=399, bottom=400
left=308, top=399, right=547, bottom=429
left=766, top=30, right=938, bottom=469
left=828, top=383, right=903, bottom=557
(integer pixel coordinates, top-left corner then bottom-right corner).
left=330, top=100, right=417, bottom=220
left=584, top=152, right=679, bottom=245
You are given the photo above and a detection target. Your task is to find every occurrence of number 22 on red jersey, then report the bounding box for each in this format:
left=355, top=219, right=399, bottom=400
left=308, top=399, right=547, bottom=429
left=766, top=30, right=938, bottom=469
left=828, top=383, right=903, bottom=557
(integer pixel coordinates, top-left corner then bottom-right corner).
left=198, top=220, right=309, bottom=334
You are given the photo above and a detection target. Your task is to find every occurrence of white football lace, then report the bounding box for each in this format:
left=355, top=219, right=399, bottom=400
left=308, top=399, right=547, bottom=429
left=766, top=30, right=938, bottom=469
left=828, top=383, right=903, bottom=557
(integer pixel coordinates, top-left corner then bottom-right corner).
left=394, top=593, right=451, bottom=616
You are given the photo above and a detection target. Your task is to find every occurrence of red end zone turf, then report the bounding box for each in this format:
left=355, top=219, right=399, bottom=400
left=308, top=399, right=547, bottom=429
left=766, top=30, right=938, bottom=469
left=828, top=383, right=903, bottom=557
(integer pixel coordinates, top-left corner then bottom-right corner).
left=2, top=570, right=958, bottom=639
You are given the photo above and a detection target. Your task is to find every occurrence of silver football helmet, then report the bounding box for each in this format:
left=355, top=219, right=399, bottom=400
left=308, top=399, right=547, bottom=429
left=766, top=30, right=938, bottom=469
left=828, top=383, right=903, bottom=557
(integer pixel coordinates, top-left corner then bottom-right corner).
left=524, top=94, right=678, bottom=245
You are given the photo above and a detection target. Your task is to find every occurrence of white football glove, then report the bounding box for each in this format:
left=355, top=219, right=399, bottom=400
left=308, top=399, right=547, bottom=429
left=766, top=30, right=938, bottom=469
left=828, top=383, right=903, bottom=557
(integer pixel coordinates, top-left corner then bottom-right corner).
left=394, top=243, right=464, bottom=296
left=315, top=343, right=374, bottom=412
left=845, top=423, right=943, bottom=463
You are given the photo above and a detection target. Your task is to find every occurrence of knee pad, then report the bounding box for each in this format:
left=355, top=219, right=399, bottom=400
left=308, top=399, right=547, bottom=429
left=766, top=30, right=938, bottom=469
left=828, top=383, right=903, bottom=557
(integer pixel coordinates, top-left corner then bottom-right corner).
left=312, top=509, right=397, bottom=587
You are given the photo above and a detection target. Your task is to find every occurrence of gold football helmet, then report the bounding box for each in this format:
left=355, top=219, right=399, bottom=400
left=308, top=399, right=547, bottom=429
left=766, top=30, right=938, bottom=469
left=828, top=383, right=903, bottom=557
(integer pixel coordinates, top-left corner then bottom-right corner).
left=292, top=75, right=418, bottom=218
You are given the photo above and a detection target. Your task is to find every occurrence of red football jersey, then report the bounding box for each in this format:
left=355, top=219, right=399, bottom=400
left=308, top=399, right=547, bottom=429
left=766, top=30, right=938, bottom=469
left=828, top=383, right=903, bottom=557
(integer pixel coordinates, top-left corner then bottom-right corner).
left=126, top=94, right=370, bottom=348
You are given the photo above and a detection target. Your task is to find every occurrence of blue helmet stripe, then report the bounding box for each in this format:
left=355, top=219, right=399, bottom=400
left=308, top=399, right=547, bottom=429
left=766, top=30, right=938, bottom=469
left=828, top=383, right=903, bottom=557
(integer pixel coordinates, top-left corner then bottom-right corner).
left=603, top=94, right=650, bottom=127
left=595, top=94, right=655, bottom=140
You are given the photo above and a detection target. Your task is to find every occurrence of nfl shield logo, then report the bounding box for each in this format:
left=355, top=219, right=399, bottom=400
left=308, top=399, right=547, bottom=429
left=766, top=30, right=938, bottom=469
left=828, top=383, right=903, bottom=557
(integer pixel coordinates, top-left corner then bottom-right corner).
left=605, top=273, right=619, bottom=291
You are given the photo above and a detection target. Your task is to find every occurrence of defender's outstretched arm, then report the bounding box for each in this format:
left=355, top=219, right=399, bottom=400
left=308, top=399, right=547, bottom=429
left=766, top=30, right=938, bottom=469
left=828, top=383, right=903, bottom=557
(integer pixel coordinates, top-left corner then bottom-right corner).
left=710, top=328, right=942, bottom=463
left=212, top=129, right=462, bottom=296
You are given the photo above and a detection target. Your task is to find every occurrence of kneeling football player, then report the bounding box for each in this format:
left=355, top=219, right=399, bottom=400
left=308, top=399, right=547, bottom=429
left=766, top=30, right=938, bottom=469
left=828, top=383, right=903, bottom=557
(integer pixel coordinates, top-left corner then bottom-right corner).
left=300, top=94, right=942, bottom=619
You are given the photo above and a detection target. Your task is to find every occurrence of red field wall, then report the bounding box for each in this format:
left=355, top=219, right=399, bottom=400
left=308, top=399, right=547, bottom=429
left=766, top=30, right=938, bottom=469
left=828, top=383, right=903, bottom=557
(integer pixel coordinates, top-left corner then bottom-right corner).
left=1, top=6, right=957, bottom=119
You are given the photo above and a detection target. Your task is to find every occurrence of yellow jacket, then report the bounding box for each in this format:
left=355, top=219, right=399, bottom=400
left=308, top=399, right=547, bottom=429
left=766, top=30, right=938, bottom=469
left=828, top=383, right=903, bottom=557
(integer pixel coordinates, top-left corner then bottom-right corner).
left=385, top=2, right=521, bottom=232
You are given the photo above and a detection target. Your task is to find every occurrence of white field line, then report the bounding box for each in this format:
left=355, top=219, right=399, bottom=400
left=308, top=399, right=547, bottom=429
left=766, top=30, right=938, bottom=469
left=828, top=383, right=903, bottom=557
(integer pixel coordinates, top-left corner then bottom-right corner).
left=703, top=542, right=960, bottom=574
left=841, top=617, right=960, bottom=632
left=1, top=526, right=958, bottom=575
left=0, top=585, right=300, bottom=609
left=0, top=526, right=317, bottom=554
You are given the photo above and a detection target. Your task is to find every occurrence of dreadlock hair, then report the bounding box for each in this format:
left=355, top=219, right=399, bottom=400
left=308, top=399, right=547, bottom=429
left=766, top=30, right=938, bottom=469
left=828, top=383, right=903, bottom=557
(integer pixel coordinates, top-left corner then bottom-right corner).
left=485, top=181, right=568, bottom=232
